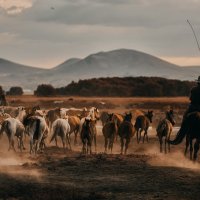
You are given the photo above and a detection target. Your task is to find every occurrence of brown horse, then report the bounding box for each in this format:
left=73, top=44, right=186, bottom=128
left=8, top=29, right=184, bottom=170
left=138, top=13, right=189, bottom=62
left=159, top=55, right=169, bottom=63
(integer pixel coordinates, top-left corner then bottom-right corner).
left=68, top=116, right=80, bottom=145
left=100, top=111, right=109, bottom=126
left=118, top=113, right=135, bottom=155
left=169, top=111, right=200, bottom=161
left=156, top=109, right=176, bottom=153
left=134, top=110, right=153, bottom=143
left=102, top=113, right=118, bottom=153
left=80, top=118, right=93, bottom=154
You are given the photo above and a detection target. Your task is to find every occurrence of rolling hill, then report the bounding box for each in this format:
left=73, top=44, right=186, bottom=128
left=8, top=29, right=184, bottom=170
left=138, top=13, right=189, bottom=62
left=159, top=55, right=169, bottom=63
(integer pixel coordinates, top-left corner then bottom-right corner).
left=0, top=49, right=199, bottom=92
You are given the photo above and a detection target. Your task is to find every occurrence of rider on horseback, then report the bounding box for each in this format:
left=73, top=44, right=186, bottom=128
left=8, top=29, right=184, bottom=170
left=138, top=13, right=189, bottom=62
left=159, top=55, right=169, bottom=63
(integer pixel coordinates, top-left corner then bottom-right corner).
left=183, top=76, right=200, bottom=119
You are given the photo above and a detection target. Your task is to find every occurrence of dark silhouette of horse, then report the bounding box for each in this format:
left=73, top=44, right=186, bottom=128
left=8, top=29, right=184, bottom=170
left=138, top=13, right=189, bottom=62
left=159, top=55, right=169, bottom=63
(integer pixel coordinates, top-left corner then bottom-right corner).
left=168, top=111, right=200, bottom=161
left=100, top=111, right=109, bottom=126
left=102, top=113, right=118, bottom=153
left=118, top=113, right=135, bottom=155
left=80, top=118, right=93, bottom=154
left=134, top=110, right=153, bottom=143
left=156, top=109, right=176, bottom=153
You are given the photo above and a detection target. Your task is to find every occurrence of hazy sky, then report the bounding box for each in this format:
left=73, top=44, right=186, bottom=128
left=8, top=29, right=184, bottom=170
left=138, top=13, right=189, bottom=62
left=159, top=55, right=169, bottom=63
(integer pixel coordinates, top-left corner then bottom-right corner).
left=0, top=0, right=200, bottom=68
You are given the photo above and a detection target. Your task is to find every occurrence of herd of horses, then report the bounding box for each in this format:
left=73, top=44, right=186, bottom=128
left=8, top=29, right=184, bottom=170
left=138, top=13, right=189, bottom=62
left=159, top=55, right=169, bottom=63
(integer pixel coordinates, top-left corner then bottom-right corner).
left=0, top=105, right=200, bottom=161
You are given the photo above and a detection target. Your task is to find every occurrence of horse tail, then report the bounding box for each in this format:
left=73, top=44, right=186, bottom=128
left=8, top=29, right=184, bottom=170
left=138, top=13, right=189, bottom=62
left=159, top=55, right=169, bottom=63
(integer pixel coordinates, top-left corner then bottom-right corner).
left=168, top=118, right=189, bottom=145
left=0, top=120, right=10, bottom=134
left=33, top=119, right=41, bottom=140
left=134, top=116, right=142, bottom=129
left=50, top=122, right=59, bottom=143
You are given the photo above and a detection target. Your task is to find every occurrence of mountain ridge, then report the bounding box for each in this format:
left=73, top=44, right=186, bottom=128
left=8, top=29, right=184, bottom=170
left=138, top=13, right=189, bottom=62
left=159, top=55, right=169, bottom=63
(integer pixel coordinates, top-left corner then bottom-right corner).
left=0, top=48, right=199, bottom=91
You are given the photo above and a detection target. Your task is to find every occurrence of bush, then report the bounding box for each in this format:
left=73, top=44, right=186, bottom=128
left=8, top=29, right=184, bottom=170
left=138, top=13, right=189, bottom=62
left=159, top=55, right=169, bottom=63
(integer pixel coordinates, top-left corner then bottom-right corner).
left=7, top=86, right=23, bottom=96
left=34, top=84, right=56, bottom=96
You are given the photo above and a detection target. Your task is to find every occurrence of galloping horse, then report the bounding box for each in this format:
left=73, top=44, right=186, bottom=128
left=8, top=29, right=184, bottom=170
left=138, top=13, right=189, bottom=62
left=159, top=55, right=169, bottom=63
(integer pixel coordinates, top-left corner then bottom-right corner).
left=156, top=109, right=176, bottom=153
left=102, top=113, right=118, bottom=153
left=81, top=118, right=93, bottom=154
left=79, top=107, right=100, bottom=151
left=134, top=110, right=153, bottom=143
left=169, top=111, right=200, bottom=161
left=118, top=113, right=135, bottom=154
left=50, top=117, right=71, bottom=152
left=24, top=115, right=49, bottom=154
left=0, top=107, right=26, bottom=152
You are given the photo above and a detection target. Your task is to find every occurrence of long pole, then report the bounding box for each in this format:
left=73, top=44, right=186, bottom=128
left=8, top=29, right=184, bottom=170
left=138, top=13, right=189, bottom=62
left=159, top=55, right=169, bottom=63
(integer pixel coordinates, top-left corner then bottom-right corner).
left=187, top=19, right=200, bottom=52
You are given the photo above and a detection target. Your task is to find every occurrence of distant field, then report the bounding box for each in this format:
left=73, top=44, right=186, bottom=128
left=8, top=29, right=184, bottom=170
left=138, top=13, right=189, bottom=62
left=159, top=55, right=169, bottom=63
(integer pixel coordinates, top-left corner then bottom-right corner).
left=7, top=95, right=189, bottom=111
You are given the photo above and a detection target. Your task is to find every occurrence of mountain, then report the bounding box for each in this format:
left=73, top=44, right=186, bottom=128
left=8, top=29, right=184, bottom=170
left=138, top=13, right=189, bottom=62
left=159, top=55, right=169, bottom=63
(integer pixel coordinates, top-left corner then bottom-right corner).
left=0, top=49, right=199, bottom=92
left=0, top=58, right=47, bottom=91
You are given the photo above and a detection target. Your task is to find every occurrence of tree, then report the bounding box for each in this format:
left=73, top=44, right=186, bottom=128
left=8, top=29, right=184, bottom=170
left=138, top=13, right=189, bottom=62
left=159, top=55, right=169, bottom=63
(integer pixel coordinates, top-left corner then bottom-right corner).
left=34, top=84, right=56, bottom=96
left=7, top=86, right=23, bottom=96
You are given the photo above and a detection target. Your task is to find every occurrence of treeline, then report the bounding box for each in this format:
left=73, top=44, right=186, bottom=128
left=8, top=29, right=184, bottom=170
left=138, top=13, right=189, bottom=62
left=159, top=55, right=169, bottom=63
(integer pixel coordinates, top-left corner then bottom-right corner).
left=34, top=77, right=195, bottom=97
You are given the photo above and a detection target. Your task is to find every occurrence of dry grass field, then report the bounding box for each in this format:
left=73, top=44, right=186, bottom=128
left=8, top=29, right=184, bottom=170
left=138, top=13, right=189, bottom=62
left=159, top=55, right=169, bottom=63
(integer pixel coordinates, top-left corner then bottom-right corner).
left=0, top=96, right=200, bottom=200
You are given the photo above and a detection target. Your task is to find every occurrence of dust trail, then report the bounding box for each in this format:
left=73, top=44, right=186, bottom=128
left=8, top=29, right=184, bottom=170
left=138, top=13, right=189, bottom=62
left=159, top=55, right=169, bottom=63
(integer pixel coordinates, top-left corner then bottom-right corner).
left=149, top=151, right=200, bottom=171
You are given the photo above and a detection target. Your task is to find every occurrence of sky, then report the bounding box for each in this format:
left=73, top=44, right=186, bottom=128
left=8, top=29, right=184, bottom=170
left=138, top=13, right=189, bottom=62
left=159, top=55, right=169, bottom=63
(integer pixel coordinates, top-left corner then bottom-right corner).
left=0, top=0, right=200, bottom=69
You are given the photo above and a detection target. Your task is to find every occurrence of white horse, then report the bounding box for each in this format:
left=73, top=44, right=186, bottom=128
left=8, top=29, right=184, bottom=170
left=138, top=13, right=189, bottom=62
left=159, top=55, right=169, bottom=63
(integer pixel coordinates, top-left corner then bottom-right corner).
left=0, top=107, right=26, bottom=152
left=25, top=116, right=49, bottom=154
left=50, top=117, right=71, bottom=152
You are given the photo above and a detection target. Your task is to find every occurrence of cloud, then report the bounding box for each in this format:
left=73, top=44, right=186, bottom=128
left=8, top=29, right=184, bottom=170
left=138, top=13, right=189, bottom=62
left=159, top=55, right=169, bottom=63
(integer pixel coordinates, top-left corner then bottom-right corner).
left=0, top=0, right=200, bottom=68
left=0, top=0, right=33, bottom=14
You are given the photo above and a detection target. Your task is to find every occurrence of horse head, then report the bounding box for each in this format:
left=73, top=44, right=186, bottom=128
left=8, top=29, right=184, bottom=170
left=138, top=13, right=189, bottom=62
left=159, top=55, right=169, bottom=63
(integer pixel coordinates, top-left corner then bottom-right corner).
left=166, top=109, right=176, bottom=126
left=147, top=110, right=153, bottom=123
left=124, top=112, right=132, bottom=122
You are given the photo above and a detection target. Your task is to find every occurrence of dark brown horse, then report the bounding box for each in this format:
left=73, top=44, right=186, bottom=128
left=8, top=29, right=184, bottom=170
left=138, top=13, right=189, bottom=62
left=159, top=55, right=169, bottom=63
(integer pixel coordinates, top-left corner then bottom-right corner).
left=80, top=118, right=93, bottom=154
left=118, top=113, right=135, bottom=155
left=102, top=113, right=118, bottom=153
left=134, top=110, right=153, bottom=143
left=169, top=111, right=200, bottom=161
left=156, top=109, right=176, bottom=153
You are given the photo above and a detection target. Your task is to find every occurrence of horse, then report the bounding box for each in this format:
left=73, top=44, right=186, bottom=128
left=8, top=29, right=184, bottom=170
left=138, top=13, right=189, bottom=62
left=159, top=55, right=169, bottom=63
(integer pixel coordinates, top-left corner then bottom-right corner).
left=80, top=118, right=93, bottom=154
left=79, top=107, right=99, bottom=151
left=0, top=118, right=25, bottom=152
left=134, top=110, right=153, bottom=143
left=156, top=109, right=176, bottom=153
left=118, top=113, right=135, bottom=155
left=168, top=111, right=200, bottom=161
left=0, top=107, right=26, bottom=152
left=50, top=117, right=71, bottom=152
left=46, top=107, right=64, bottom=132
left=68, top=115, right=80, bottom=145
left=102, top=113, right=118, bottom=153
left=100, top=111, right=109, bottom=126
left=24, top=115, right=49, bottom=154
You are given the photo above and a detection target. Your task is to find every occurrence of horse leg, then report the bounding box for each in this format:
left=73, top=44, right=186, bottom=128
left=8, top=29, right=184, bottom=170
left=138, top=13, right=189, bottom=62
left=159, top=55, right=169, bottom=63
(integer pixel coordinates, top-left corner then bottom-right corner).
left=74, top=130, right=78, bottom=145
left=120, top=137, right=124, bottom=155
left=94, top=133, right=97, bottom=152
left=143, top=130, right=146, bottom=143
left=146, top=131, right=149, bottom=143
left=125, top=138, right=130, bottom=155
left=11, top=138, right=16, bottom=152
left=184, top=135, right=189, bottom=157
left=159, top=137, right=163, bottom=153
left=54, top=135, right=58, bottom=147
left=30, top=138, right=33, bottom=154
left=189, top=139, right=193, bottom=160
left=136, top=130, right=139, bottom=143
left=139, top=130, right=142, bottom=143
left=62, top=135, right=66, bottom=153
left=167, top=132, right=171, bottom=153
left=110, top=137, right=114, bottom=154
left=164, top=137, right=167, bottom=154
left=193, top=139, right=200, bottom=161
left=104, top=137, right=108, bottom=153
left=66, top=134, right=71, bottom=151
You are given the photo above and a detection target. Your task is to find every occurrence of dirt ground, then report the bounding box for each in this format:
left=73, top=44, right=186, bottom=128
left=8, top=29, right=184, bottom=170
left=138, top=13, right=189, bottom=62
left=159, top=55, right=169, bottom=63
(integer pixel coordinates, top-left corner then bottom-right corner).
left=0, top=96, right=200, bottom=200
